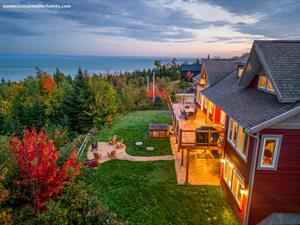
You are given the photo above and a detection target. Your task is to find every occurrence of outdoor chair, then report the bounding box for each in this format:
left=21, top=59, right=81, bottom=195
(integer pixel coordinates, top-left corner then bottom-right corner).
left=93, top=152, right=101, bottom=161
left=107, top=150, right=116, bottom=158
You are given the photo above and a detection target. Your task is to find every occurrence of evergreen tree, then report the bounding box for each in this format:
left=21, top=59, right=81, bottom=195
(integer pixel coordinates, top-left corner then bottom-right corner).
left=63, top=69, right=94, bottom=134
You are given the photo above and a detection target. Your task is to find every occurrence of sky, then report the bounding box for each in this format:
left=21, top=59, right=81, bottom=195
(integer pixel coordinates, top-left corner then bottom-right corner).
left=0, top=0, right=300, bottom=57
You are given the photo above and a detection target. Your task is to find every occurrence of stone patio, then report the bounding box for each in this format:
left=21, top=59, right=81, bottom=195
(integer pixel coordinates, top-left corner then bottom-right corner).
left=170, top=135, right=221, bottom=185
left=87, top=142, right=173, bottom=163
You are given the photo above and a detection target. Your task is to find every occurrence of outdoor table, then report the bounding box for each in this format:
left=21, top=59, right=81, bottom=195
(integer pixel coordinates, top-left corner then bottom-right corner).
left=148, top=123, right=169, bottom=138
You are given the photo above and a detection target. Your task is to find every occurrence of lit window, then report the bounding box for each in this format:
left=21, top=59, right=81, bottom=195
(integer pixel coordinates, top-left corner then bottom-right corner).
left=209, top=102, right=214, bottom=115
left=228, top=118, right=248, bottom=159
left=258, top=76, right=267, bottom=89
left=259, top=136, right=282, bottom=169
left=231, top=171, right=244, bottom=208
left=267, top=80, right=274, bottom=92
left=238, top=66, right=244, bottom=78
left=223, top=155, right=245, bottom=209
left=258, top=76, right=275, bottom=93
left=224, top=158, right=233, bottom=186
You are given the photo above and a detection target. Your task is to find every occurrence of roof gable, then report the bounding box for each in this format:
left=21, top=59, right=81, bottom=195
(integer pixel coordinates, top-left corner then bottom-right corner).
left=240, top=40, right=300, bottom=103
left=201, top=59, right=237, bottom=86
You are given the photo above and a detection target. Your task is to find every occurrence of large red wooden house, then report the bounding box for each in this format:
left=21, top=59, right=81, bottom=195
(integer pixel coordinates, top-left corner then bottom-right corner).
left=169, top=40, right=300, bottom=224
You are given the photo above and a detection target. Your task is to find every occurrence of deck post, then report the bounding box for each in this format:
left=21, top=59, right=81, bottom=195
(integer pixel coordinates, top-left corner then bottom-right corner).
left=177, top=129, right=182, bottom=152
left=185, top=149, right=190, bottom=184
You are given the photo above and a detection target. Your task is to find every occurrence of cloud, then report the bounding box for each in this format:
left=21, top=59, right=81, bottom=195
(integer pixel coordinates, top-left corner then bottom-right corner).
left=0, top=21, right=42, bottom=36
left=0, top=0, right=299, bottom=56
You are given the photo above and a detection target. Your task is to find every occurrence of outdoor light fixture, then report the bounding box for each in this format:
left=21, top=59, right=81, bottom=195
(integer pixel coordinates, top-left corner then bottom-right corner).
left=240, top=189, right=248, bottom=196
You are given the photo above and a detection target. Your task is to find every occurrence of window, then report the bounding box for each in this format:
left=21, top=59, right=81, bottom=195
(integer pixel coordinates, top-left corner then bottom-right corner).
left=237, top=66, right=244, bottom=78
left=209, top=102, right=214, bottom=115
left=267, top=80, right=274, bottom=92
left=224, top=158, right=233, bottom=186
left=258, top=76, right=267, bottom=89
left=228, top=118, right=249, bottom=159
left=258, top=76, right=275, bottom=93
left=223, top=156, right=245, bottom=209
left=259, top=136, right=282, bottom=169
left=203, top=97, right=208, bottom=109
left=232, top=171, right=245, bottom=207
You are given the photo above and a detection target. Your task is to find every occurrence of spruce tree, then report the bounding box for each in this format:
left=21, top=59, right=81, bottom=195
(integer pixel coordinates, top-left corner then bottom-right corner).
left=63, top=69, right=94, bottom=134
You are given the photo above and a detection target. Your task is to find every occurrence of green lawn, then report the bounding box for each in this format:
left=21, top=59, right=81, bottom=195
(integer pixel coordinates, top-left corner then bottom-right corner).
left=95, top=110, right=172, bottom=156
left=81, top=160, right=238, bottom=225
left=83, top=111, right=238, bottom=225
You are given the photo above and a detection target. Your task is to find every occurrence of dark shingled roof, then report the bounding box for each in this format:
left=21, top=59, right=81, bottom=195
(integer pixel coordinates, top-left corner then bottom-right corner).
left=192, top=74, right=201, bottom=82
left=181, top=64, right=202, bottom=72
left=254, top=40, right=300, bottom=102
left=202, top=59, right=237, bottom=86
left=202, top=70, right=300, bottom=133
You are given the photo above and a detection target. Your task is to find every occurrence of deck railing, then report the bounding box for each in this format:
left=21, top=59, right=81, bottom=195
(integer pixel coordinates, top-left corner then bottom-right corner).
left=169, top=94, right=195, bottom=104
left=177, top=128, right=224, bottom=150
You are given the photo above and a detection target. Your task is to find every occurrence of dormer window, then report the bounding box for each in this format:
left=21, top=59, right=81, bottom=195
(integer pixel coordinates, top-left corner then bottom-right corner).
left=258, top=76, right=274, bottom=93
left=237, top=65, right=244, bottom=78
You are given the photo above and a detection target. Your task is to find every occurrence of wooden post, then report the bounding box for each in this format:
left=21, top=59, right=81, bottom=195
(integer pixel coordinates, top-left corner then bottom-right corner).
left=181, top=148, right=184, bottom=166
left=185, top=149, right=190, bottom=184
left=177, top=129, right=182, bottom=152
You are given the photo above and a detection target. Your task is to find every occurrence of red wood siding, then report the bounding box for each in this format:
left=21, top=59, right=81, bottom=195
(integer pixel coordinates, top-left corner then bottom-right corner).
left=248, top=129, right=300, bottom=225
left=249, top=75, right=259, bottom=89
left=214, top=106, right=221, bottom=123
left=220, top=115, right=256, bottom=224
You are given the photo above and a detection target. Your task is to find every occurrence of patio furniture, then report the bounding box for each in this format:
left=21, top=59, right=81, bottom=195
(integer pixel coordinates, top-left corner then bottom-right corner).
left=91, top=141, right=98, bottom=150
left=180, top=108, right=188, bottom=119
left=148, top=123, right=169, bottom=137
left=108, top=134, right=118, bottom=145
left=107, top=150, right=116, bottom=158
left=116, top=139, right=125, bottom=149
left=93, top=152, right=101, bottom=161
left=195, top=126, right=219, bottom=146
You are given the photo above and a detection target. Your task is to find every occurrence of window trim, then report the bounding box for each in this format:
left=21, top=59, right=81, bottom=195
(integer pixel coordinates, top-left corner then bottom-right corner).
left=257, top=75, right=275, bottom=93
left=258, top=75, right=267, bottom=89
left=223, top=155, right=245, bottom=209
left=227, top=118, right=249, bottom=161
left=223, top=156, right=234, bottom=188
left=266, top=79, right=275, bottom=92
left=231, top=170, right=245, bottom=209
left=258, top=135, right=282, bottom=170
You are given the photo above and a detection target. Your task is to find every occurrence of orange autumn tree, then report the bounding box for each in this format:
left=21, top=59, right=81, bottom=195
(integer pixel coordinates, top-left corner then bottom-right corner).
left=41, top=74, right=56, bottom=93
left=10, top=127, right=81, bottom=210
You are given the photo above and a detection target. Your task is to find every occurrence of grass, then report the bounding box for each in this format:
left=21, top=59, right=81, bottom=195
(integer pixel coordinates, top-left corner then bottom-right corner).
left=81, top=160, right=238, bottom=225
left=94, top=110, right=172, bottom=156
left=84, top=111, right=238, bottom=224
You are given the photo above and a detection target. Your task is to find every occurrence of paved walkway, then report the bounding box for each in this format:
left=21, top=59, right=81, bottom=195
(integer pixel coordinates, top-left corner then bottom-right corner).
left=87, top=142, right=173, bottom=163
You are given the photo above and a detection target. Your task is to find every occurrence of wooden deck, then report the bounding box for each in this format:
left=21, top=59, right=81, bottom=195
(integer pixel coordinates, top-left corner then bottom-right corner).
left=168, top=101, right=223, bottom=185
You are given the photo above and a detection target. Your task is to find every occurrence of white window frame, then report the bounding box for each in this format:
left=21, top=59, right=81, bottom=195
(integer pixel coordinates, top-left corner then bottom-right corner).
left=266, top=79, right=275, bottom=92
left=223, top=155, right=245, bottom=209
left=258, top=75, right=275, bottom=93
left=227, top=118, right=249, bottom=161
left=223, top=156, right=234, bottom=188
left=231, top=170, right=245, bottom=209
left=258, top=135, right=282, bottom=170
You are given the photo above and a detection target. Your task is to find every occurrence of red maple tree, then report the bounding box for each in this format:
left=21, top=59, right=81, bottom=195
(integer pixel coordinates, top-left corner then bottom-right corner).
left=10, top=127, right=81, bottom=210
